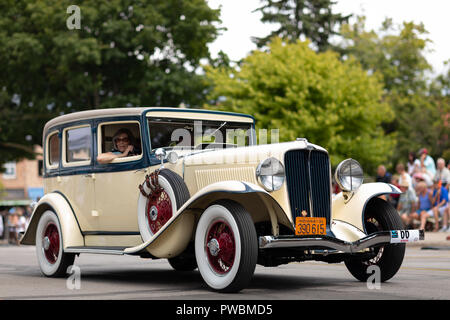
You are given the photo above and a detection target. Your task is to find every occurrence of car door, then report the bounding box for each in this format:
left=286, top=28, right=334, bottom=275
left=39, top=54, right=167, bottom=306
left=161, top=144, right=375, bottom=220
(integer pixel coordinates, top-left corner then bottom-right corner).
left=59, top=123, right=98, bottom=232
left=92, top=120, right=145, bottom=234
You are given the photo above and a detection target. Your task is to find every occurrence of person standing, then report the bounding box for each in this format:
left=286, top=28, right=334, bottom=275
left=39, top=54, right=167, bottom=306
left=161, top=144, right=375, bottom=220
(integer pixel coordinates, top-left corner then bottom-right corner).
left=418, top=148, right=436, bottom=179
left=7, top=208, right=19, bottom=245
left=17, top=210, right=27, bottom=241
left=434, top=158, right=450, bottom=187
left=407, top=151, right=421, bottom=176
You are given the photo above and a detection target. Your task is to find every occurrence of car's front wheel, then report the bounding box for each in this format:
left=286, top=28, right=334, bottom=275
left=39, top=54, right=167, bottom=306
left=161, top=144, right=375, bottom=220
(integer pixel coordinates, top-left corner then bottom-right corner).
left=195, top=200, right=258, bottom=293
left=35, top=210, right=75, bottom=277
left=344, top=198, right=406, bottom=282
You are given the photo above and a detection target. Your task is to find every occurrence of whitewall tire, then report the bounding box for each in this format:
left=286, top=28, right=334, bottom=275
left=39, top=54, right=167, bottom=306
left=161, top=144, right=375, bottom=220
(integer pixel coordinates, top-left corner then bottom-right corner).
left=35, top=210, right=75, bottom=277
left=195, top=200, right=258, bottom=293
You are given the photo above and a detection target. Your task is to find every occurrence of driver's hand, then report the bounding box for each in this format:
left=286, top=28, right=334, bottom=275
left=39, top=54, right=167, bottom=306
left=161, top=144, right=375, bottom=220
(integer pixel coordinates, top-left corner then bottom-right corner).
left=123, top=145, right=133, bottom=156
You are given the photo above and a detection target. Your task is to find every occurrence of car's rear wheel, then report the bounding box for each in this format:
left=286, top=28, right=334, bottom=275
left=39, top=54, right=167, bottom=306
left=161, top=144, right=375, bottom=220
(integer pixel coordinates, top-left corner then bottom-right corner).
left=35, top=210, right=75, bottom=277
left=344, top=198, right=406, bottom=282
left=195, top=200, right=258, bottom=293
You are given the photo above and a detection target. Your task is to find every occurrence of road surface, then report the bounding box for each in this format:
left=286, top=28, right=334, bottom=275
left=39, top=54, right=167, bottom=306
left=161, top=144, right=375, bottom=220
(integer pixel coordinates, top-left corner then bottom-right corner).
left=0, top=245, right=449, bottom=300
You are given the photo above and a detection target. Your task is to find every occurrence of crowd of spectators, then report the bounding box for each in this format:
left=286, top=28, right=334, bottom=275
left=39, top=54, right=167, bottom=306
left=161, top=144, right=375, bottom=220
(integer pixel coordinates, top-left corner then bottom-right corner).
left=0, top=206, right=31, bottom=245
left=377, top=148, right=450, bottom=232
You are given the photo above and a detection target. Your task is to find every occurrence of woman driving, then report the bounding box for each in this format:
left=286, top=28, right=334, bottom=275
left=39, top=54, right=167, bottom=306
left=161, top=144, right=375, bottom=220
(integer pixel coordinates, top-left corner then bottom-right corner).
left=97, top=128, right=140, bottom=164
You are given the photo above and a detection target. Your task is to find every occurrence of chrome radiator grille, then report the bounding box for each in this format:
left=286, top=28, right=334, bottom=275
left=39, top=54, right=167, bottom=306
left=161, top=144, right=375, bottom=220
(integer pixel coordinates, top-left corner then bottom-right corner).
left=284, top=149, right=331, bottom=225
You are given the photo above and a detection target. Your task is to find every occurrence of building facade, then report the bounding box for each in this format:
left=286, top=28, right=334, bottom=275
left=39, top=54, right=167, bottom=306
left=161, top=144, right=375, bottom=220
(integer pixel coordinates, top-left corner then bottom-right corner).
left=0, top=145, right=44, bottom=206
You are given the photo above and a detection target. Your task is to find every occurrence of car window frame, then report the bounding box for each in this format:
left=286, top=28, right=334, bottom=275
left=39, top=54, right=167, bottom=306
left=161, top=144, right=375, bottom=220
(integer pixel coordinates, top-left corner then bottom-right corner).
left=45, top=130, right=60, bottom=171
left=96, top=120, right=143, bottom=164
left=62, top=124, right=93, bottom=168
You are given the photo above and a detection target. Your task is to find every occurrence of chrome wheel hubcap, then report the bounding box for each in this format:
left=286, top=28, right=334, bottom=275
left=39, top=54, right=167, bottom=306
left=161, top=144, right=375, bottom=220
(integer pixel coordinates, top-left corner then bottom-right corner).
left=43, top=236, right=50, bottom=250
left=149, top=205, right=158, bottom=221
left=207, top=238, right=220, bottom=257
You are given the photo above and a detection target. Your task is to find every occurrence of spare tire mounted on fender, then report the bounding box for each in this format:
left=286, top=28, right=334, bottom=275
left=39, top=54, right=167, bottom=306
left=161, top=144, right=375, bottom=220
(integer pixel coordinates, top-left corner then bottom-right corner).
left=137, top=169, right=190, bottom=241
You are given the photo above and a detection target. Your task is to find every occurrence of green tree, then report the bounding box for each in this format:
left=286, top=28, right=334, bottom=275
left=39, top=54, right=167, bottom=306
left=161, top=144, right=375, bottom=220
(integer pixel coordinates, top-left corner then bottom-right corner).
left=205, top=37, right=395, bottom=172
left=429, top=62, right=450, bottom=160
left=338, top=17, right=448, bottom=167
left=253, top=0, right=350, bottom=51
left=339, top=17, right=431, bottom=95
left=0, top=0, right=221, bottom=168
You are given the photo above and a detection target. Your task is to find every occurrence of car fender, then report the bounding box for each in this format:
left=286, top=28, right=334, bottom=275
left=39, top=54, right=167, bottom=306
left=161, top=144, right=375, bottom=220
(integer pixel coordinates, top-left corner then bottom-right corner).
left=20, top=192, right=84, bottom=249
left=126, top=180, right=289, bottom=256
left=332, top=182, right=401, bottom=238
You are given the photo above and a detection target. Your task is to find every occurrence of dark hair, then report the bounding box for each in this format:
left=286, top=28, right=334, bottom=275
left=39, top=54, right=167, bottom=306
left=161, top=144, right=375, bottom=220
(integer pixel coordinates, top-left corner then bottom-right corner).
left=112, top=128, right=136, bottom=149
left=408, top=151, right=416, bottom=163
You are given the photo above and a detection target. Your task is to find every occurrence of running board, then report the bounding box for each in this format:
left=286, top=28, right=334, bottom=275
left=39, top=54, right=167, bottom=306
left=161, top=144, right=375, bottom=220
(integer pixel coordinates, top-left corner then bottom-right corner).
left=65, top=246, right=128, bottom=255
left=259, top=230, right=425, bottom=253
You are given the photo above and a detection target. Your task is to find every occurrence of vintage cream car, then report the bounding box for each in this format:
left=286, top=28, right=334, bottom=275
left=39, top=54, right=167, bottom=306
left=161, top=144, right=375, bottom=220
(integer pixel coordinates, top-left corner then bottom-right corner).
left=21, top=107, right=424, bottom=292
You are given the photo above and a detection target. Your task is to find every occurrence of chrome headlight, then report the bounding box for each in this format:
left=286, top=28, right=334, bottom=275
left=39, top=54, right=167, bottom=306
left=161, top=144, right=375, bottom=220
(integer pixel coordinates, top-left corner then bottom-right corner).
left=256, top=157, right=285, bottom=191
left=334, top=158, right=364, bottom=192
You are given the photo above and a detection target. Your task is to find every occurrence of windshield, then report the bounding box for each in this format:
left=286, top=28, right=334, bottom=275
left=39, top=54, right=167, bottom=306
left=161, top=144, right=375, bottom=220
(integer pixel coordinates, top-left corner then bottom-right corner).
left=148, top=118, right=254, bottom=151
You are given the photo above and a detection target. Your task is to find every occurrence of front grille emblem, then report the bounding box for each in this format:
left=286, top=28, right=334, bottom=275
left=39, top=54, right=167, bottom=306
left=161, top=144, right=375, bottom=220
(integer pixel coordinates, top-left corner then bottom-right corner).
left=301, top=210, right=308, bottom=217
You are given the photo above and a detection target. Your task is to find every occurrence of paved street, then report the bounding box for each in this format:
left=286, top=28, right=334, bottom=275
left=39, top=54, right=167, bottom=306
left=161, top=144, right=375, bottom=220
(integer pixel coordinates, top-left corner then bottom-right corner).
left=0, top=244, right=449, bottom=300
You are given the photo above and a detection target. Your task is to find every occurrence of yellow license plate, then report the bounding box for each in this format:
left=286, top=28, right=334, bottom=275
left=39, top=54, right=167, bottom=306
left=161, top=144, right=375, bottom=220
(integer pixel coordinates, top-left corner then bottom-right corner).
left=295, top=217, right=326, bottom=236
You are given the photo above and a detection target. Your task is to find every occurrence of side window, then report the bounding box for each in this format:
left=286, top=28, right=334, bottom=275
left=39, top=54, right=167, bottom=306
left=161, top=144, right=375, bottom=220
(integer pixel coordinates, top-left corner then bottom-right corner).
left=47, top=132, right=60, bottom=168
left=65, top=126, right=92, bottom=164
left=97, top=122, right=142, bottom=162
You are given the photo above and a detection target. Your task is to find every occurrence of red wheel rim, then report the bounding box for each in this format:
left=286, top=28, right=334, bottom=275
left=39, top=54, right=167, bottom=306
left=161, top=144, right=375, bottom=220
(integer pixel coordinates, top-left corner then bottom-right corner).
left=146, top=190, right=173, bottom=234
left=43, top=223, right=60, bottom=264
left=205, top=220, right=236, bottom=275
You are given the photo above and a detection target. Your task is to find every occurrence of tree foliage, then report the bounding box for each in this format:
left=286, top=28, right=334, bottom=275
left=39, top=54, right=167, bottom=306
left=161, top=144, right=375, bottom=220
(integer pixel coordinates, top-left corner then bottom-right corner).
left=0, top=0, right=221, bottom=167
left=205, top=38, right=395, bottom=171
left=429, top=62, right=450, bottom=160
left=339, top=17, right=431, bottom=95
left=339, top=17, right=449, bottom=168
left=253, top=0, right=350, bottom=51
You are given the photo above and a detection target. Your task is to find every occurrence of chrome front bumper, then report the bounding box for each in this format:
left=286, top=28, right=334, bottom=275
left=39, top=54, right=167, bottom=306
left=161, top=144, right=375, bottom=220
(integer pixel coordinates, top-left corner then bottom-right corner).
left=259, top=229, right=425, bottom=253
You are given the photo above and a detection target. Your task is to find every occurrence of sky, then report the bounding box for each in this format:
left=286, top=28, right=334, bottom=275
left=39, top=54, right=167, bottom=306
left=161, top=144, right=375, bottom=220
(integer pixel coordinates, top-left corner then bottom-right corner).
left=207, top=0, right=450, bottom=75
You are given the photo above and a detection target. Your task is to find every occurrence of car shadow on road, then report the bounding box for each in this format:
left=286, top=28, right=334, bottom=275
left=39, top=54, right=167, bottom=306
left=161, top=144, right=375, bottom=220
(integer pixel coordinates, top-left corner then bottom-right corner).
left=57, top=266, right=350, bottom=293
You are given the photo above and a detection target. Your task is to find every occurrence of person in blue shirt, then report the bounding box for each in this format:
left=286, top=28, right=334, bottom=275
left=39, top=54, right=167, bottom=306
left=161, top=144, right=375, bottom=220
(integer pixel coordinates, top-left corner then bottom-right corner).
left=420, top=178, right=449, bottom=231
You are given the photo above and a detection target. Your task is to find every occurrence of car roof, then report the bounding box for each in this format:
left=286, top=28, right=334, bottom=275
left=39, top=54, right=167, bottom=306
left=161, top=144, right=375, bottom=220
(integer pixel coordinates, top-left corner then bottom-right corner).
left=43, top=107, right=254, bottom=136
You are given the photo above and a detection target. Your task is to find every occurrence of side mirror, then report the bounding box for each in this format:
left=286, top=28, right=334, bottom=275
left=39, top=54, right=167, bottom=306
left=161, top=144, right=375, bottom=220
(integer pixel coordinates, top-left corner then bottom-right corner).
left=155, top=148, right=167, bottom=168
